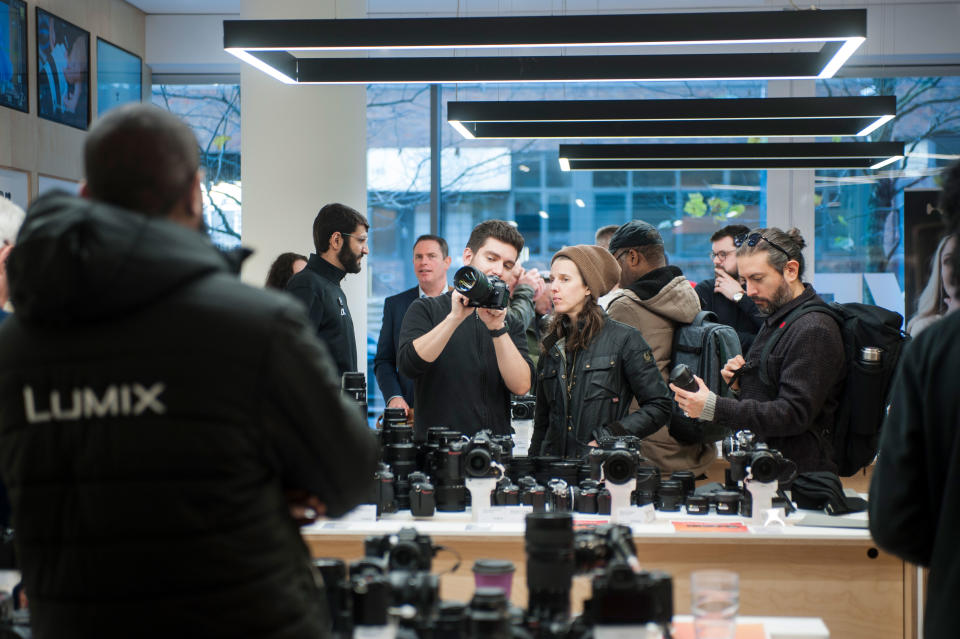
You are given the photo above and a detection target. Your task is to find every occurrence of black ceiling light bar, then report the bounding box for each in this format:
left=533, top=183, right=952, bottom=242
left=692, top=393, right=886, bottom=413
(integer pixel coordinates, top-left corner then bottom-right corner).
left=557, top=141, right=906, bottom=171
left=448, top=96, right=897, bottom=139
left=224, top=9, right=866, bottom=84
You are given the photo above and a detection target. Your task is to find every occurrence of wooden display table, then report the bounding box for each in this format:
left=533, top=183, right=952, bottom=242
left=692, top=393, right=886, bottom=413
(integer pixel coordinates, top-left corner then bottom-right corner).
left=302, top=507, right=914, bottom=639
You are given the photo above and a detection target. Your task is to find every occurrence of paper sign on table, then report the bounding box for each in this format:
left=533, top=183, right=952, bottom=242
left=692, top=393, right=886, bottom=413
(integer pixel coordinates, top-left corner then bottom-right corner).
left=614, top=504, right=657, bottom=525
left=672, top=521, right=749, bottom=533
left=672, top=621, right=765, bottom=639
left=478, top=506, right=532, bottom=524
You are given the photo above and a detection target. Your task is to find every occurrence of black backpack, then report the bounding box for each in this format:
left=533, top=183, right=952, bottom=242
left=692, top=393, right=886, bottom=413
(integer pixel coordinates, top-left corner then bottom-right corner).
left=639, top=308, right=741, bottom=445
left=757, top=301, right=910, bottom=477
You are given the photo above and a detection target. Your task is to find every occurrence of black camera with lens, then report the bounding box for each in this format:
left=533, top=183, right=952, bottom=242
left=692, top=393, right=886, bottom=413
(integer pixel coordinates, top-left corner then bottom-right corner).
left=722, top=430, right=797, bottom=485
left=588, top=438, right=641, bottom=485
left=463, top=430, right=506, bottom=479
left=364, top=527, right=438, bottom=572
left=510, top=394, right=537, bottom=420
left=454, top=265, right=510, bottom=310
left=494, top=477, right=521, bottom=506
left=582, top=562, right=673, bottom=630
left=573, top=524, right=638, bottom=573
left=346, top=557, right=440, bottom=635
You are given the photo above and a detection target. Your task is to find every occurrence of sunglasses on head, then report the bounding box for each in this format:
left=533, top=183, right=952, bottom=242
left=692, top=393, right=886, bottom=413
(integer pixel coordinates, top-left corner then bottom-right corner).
left=734, top=232, right=792, bottom=261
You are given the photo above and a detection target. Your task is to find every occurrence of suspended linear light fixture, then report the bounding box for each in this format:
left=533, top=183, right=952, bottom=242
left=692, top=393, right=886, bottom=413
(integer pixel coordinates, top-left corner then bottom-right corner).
left=224, top=9, right=866, bottom=85
left=448, top=96, right=896, bottom=140
left=557, top=142, right=905, bottom=171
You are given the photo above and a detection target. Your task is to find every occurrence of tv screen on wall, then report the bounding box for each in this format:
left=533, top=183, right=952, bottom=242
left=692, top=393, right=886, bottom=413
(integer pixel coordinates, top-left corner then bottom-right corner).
left=36, top=7, right=89, bottom=130
left=97, top=38, right=141, bottom=117
left=0, top=0, right=27, bottom=113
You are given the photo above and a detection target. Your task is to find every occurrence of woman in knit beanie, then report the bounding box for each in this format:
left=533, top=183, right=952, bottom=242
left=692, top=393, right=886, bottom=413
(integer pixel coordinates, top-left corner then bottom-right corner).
left=530, top=245, right=672, bottom=459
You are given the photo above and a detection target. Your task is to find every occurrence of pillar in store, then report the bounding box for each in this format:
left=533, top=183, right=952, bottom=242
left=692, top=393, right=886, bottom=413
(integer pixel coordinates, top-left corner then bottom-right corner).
left=765, top=80, right=817, bottom=281
left=240, top=0, right=368, bottom=376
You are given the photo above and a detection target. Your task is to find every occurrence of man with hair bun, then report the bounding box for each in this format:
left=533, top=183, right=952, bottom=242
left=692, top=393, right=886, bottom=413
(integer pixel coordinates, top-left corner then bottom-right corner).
left=670, top=226, right=844, bottom=472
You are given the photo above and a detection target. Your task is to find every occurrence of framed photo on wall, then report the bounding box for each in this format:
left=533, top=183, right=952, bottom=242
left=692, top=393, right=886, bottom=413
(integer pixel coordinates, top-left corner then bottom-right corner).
left=97, top=38, right=141, bottom=117
left=0, top=165, right=29, bottom=210
left=36, top=7, right=89, bottom=130
left=0, top=0, right=28, bottom=113
left=37, top=174, right=80, bottom=197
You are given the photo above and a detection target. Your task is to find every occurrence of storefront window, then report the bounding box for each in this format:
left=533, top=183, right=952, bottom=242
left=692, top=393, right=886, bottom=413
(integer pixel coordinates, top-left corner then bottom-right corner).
left=814, top=76, right=960, bottom=315
left=152, top=83, right=241, bottom=248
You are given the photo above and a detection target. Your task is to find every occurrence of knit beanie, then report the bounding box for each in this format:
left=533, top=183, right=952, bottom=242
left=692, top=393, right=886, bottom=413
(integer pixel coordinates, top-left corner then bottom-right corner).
left=551, top=244, right=621, bottom=299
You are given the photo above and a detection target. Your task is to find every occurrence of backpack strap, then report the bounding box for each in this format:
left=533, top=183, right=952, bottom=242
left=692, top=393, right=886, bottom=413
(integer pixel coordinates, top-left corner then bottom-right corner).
left=757, top=301, right=839, bottom=388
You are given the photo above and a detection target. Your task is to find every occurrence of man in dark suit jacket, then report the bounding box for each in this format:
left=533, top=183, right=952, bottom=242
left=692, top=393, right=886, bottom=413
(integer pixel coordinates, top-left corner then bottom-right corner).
left=375, top=234, right=451, bottom=413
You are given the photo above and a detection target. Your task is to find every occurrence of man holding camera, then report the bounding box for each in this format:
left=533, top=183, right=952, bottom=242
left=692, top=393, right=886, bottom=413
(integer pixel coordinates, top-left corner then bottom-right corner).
left=0, top=105, right=379, bottom=639
left=670, top=227, right=843, bottom=473
left=398, top=220, right=535, bottom=440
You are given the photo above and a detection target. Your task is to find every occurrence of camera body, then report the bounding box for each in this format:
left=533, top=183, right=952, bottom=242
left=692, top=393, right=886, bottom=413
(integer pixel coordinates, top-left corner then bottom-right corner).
left=407, top=471, right=436, bottom=518
left=364, top=527, right=438, bottom=572
left=463, top=430, right=506, bottom=478
left=511, top=394, right=537, bottom=420
left=722, top=430, right=797, bottom=485
left=453, top=265, right=510, bottom=310
left=588, top=437, right=643, bottom=485
left=584, top=562, right=673, bottom=629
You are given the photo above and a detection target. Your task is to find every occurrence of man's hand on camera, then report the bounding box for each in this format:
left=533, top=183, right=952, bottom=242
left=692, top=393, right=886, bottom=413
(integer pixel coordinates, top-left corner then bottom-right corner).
left=714, top=268, right=745, bottom=301
left=447, top=290, right=475, bottom=324
left=285, top=490, right=326, bottom=526
left=478, top=307, right=507, bottom=331
left=386, top=396, right=409, bottom=414
left=669, top=375, right=710, bottom=419
left=721, top=354, right=746, bottom=392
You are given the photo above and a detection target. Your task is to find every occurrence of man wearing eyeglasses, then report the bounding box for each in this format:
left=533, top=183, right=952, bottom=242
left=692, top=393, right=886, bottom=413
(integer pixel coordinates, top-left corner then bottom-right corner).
left=287, top=203, right=370, bottom=377
left=671, top=227, right=844, bottom=473
left=695, top=224, right=764, bottom=353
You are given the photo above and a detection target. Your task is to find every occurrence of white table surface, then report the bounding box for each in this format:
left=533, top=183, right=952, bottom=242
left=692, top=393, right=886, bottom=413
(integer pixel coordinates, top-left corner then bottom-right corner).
left=672, top=615, right=829, bottom=639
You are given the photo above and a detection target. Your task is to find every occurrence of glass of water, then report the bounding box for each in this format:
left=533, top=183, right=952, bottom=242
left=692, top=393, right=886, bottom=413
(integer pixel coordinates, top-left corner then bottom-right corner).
left=691, top=570, right=739, bottom=639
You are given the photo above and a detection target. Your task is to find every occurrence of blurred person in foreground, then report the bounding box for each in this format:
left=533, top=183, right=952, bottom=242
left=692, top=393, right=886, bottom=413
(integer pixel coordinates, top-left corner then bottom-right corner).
left=0, top=104, right=378, bottom=639
left=870, top=160, right=960, bottom=639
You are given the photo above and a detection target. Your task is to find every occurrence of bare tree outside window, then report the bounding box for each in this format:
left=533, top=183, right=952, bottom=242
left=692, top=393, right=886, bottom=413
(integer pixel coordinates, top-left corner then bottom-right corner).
left=152, top=83, right=242, bottom=248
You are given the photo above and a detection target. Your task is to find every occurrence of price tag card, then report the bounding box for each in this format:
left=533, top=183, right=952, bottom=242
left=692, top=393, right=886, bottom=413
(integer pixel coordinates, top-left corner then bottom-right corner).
left=672, top=521, right=749, bottom=533
left=478, top=506, right=532, bottom=524
left=614, top=504, right=656, bottom=525
left=336, top=504, right=378, bottom=523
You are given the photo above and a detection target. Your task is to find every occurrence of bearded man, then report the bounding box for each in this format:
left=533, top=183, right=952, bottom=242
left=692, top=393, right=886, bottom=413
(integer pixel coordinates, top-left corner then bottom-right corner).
left=287, top=203, right=369, bottom=377
left=670, top=227, right=844, bottom=473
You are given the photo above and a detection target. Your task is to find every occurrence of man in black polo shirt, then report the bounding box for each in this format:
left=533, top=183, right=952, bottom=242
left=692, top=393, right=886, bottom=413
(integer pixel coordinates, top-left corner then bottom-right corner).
left=287, top=203, right=368, bottom=377
left=398, top=220, right=535, bottom=440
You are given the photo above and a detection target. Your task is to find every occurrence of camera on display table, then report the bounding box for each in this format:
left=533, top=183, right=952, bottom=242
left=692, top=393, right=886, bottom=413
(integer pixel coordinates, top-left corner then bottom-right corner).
left=587, top=436, right=643, bottom=485
left=721, top=429, right=798, bottom=519
left=463, top=431, right=507, bottom=479
left=510, top=395, right=537, bottom=420
left=722, top=430, right=797, bottom=485
left=454, top=265, right=510, bottom=310
left=365, top=527, right=438, bottom=572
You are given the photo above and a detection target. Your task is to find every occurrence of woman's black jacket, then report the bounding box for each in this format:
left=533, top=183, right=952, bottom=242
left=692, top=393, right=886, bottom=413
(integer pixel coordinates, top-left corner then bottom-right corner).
left=530, top=317, right=672, bottom=458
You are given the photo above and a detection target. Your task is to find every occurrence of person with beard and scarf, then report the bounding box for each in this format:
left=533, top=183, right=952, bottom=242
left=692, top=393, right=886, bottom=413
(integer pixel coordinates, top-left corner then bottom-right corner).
left=286, top=203, right=369, bottom=377
left=529, top=245, right=671, bottom=459
left=671, top=227, right=843, bottom=473
left=0, top=104, right=378, bottom=638
left=695, top=224, right=764, bottom=353
left=606, top=220, right=716, bottom=475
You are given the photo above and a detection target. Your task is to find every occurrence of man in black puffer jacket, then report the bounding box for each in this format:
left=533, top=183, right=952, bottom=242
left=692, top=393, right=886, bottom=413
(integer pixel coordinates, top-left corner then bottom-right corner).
left=0, top=105, right=379, bottom=639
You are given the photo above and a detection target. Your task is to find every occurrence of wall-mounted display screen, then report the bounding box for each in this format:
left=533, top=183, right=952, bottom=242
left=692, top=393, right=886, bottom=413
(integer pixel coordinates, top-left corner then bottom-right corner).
left=97, top=38, right=140, bottom=117
left=0, top=0, right=27, bottom=113
left=36, top=7, right=89, bottom=130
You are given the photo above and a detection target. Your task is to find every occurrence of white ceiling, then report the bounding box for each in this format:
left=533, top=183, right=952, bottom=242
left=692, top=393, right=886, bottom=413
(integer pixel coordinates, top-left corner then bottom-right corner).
left=126, top=0, right=241, bottom=13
